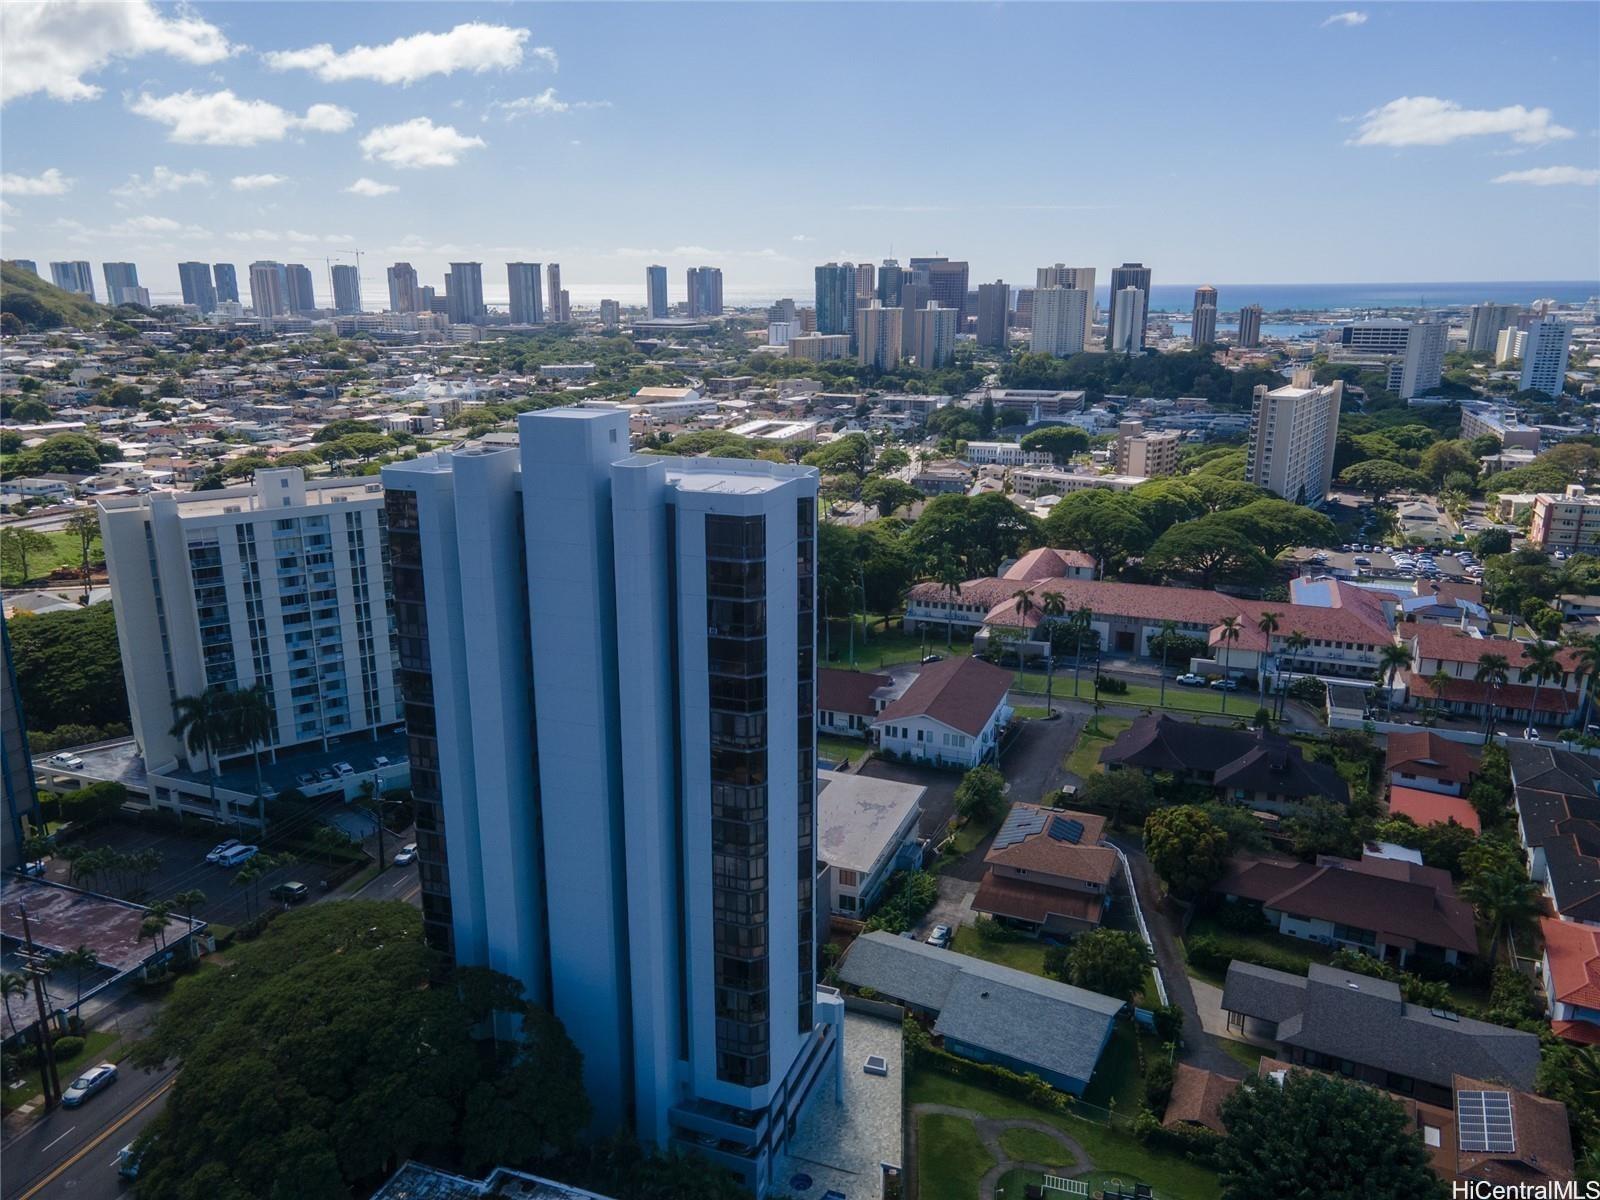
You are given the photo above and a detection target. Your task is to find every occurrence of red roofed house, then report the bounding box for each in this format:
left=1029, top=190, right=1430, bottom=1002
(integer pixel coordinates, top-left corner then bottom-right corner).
left=1404, top=627, right=1584, bottom=730
left=1387, top=730, right=1481, bottom=797
left=1540, top=916, right=1600, bottom=1044
left=817, top=668, right=896, bottom=740
left=873, top=656, right=1013, bottom=768
left=1389, top=786, right=1481, bottom=834
left=972, top=804, right=1118, bottom=934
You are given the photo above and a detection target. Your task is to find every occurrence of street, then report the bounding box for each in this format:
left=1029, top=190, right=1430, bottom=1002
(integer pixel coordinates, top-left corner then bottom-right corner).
left=3, top=1062, right=173, bottom=1200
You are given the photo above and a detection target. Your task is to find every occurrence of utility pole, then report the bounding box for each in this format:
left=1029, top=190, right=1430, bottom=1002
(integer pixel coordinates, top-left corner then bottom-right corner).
left=17, top=905, right=61, bottom=1108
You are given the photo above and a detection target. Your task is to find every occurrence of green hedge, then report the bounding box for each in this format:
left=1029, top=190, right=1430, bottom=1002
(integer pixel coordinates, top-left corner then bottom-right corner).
left=903, top=1016, right=1069, bottom=1112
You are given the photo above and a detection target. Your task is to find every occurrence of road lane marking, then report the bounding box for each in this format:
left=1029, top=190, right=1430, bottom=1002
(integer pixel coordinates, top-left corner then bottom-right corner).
left=17, top=1076, right=174, bottom=1200
left=39, top=1128, right=76, bottom=1153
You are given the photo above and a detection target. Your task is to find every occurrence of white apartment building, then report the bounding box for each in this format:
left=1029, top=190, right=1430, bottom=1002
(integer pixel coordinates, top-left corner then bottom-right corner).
left=1521, top=319, right=1574, bottom=397
left=856, top=302, right=903, bottom=370
left=98, top=469, right=402, bottom=821
left=1530, top=485, right=1600, bottom=556
left=909, top=303, right=958, bottom=369
left=1108, top=287, right=1147, bottom=355
left=1011, top=469, right=1147, bottom=498
left=788, top=334, right=851, bottom=362
left=1466, top=302, right=1521, bottom=354
left=963, top=441, right=1054, bottom=468
left=1030, top=287, right=1090, bottom=357
left=1245, top=369, right=1343, bottom=505
left=1496, top=327, right=1528, bottom=365
left=1333, top=319, right=1445, bottom=400
left=1460, top=403, right=1540, bottom=451
left=380, top=409, right=842, bottom=1196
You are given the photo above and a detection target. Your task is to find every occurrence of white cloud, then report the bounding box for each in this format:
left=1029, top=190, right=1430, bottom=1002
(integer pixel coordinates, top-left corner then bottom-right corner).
left=346, top=177, right=398, bottom=197
left=845, top=203, right=956, bottom=213
left=489, top=88, right=611, bottom=120
left=359, top=117, right=484, bottom=168
left=112, top=165, right=209, bottom=200
left=225, top=228, right=354, bottom=245
left=1352, top=96, right=1575, bottom=147
left=263, top=22, right=539, bottom=84
left=1321, top=11, right=1368, bottom=27
left=791, top=234, right=815, bottom=242
left=128, top=90, right=355, bottom=146
left=1491, top=165, right=1600, bottom=187
left=0, top=0, right=232, bottom=105
left=0, top=200, right=14, bottom=216
left=0, top=167, right=72, bottom=195
left=231, top=173, right=288, bottom=191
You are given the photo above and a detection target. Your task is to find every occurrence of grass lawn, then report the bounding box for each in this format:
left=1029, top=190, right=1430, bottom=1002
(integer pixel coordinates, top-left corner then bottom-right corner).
left=1063, top=717, right=1133, bottom=778
left=817, top=734, right=869, bottom=767
left=823, top=617, right=972, bottom=670
left=941, top=804, right=1008, bottom=861
left=918, top=1111, right=996, bottom=1200
left=1216, top=1037, right=1271, bottom=1072
left=0, top=529, right=97, bottom=588
left=1081, top=1019, right=1151, bottom=1115
left=999, top=1126, right=1077, bottom=1168
left=908, top=1068, right=1222, bottom=1200
left=1183, top=914, right=1334, bottom=986
left=952, top=925, right=1051, bottom=975
left=2, top=1027, right=123, bottom=1114
left=1016, top=673, right=1263, bottom=719
left=1012, top=705, right=1051, bottom=720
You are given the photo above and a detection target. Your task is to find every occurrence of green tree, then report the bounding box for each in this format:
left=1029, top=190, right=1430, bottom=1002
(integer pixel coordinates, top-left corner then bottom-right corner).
left=1063, top=929, right=1150, bottom=1000
left=227, top=684, right=275, bottom=828
left=1336, top=460, right=1431, bottom=502
left=54, top=945, right=99, bottom=1012
left=129, top=902, right=589, bottom=1200
left=1, top=972, right=25, bottom=1039
left=1517, top=639, right=1564, bottom=733
left=169, top=689, right=233, bottom=820
left=859, top=475, right=921, bottom=517
left=1218, top=1069, right=1446, bottom=1200
left=1146, top=522, right=1270, bottom=588
left=6, top=603, right=128, bottom=731
left=1040, top=490, right=1152, bottom=574
left=1212, top=500, right=1339, bottom=557
left=63, top=511, right=99, bottom=603
left=1079, top=769, right=1154, bottom=831
left=0, top=527, right=53, bottom=585
left=1143, top=805, right=1231, bottom=897
left=1019, top=425, right=1090, bottom=464
left=954, top=764, right=1006, bottom=825
left=1475, top=652, right=1511, bottom=744
left=1285, top=799, right=1360, bottom=860
left=1461, top=862, right=1540, bottom=961
left=1419, top=440, right=1478, bottom=486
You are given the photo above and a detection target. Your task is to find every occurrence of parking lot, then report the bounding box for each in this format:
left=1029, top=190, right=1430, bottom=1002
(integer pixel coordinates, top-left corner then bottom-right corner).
left=1287, top=543, right=1482, bottom=584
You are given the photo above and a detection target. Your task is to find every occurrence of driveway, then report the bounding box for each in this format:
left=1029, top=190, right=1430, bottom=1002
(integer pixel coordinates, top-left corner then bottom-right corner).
left=856, top=757, right=960, bottom=842
left=916, top=875, right=978, bottom=936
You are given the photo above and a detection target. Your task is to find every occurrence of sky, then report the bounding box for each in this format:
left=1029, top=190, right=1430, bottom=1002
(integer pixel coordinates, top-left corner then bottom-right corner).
left=0, top=1, right=1597, bottom=308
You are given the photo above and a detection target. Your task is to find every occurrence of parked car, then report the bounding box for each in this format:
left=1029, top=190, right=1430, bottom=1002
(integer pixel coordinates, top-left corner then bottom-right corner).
left=215, top=844, right=259, bottom=868
left=920, top=654, right=943, bottom=665
left=333, top=761, right=355, bottom=777
left=1352, top=556, right=1371, bottom=566
left=46, top=752, right=84, bottom=770
left=1175, top=673, right=1206, bottom=686
left=316, top=768, right=337, bottom=783
left=1524, top=728, right=1542, bottom=740
left=61, top=1062, right=118, bottom=1108
left=204, top=839, right=241, bottom=864
left=373, top=755, right=390, bottom=769
left=393, top=843, right=418, bottom=866
left=20, top=860, right=47, bottom=877
left=1210, top=679, right=1240, bottom=691
left=269, top=881, right=309, bottom=904
left=295, top=772, right=316, bottom=787
left=117, top=1140, right=149, bottom=1179
left=926, top=924, right=952, bottom=949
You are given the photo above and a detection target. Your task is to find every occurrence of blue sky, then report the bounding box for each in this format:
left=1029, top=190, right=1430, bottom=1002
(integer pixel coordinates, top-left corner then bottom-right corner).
left=1, top=1, right=1596, bottom=306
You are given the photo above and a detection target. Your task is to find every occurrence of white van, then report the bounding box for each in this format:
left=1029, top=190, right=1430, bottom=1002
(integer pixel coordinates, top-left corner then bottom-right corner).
left=215, top=844, right=260, bottom=868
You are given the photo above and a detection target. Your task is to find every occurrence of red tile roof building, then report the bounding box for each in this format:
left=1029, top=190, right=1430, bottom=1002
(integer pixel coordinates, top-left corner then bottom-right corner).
left=873, top=656, right=1013, bottom=768
left=1388, top=786, right=1481, bottom=834
left=1540, top=916, right=1600, bottom=1045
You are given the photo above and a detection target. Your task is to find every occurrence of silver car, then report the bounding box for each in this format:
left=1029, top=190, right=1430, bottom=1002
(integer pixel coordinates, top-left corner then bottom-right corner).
left=62, top=1062, right=118, bottom=1107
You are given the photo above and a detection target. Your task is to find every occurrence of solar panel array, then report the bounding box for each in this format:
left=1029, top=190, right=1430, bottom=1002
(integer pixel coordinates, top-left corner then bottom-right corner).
left=1457, top=1090, right=1516, bottom=1154
left=1049, top=816, right=1085, bottom=844
left=992, top=806, right=1050, bottom=849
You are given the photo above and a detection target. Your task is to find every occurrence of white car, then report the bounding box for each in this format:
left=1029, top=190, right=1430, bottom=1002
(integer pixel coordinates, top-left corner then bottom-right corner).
left=333, top=761, right=355, bottom=777
left=926, top=924, right=952, bottom=949
left=204, top=839, right=242, bottom=863
left=215, top=844, right=259, bottom=867
left=1210, top=678, right=1240, bottom=691
left=47, top=752, right=84, bottom=770
left=1175, top=673, right=1206, bottom=686
left=61, top=1062, right=117, bottom=1108
left=393, top=843, right=418, bottom=866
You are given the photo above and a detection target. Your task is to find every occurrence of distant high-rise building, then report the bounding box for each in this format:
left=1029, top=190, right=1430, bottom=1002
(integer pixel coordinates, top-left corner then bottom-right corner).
left=212, top=262, right=239, bottom=304
left=1191, top=286, right=1218, bottom=347
left=559, top=289, right=570, bottom=322
left=1109, top=286, right=1147, bottom=355
left=1467, top=302, right=1522, bottom=354
left=876, top=260, right=904, bottom=308
left=1108, top=263, right=1151, bottom=351
left=686, top=266, right=723, bottom=317
left=1115, top=419, right=1181, bottom=477
left=1036, top=265, right=1095, bottom=324
left=388, top=263, right=421, bottom=314
left=331, top=264, right=362, bottom=315
left=448, top=262, right=486, bottom=324
left=1520, top=319, right=1573, bottom=397
left=178, top=261, right=218, bottom=313
left=913, top=258, right=970, bottom=322
left=50, top=260, right=95, bottom=299
left=7, top=260, right=39, bottom=278
left=855, top=261, right=875, bottom=302
left=814, top=263, right=858, bottom=341
left=1495, top=327, right=1527, bottom=365
left=379, top=411, right=840, bottom=1195
left=1336, top=319, right=1445, bottom=399
left=1236, top=304, right=1263, bottom=349
left=797, top=306, right=817, bottom=333
left=419, top=285, right=438, bottom=312
left=285, top=263, right=316, bottom=313
left=599, top=299, right=620, bottom=327
left=645, top=265, right=668, bottom=318
left=507, top=263, right=544, bottom=325
left=1247, top=369, right=1343, bottom=506
left=1014, top=288, right=1034, bottom=329
left=1030, top=288, right=1089, bottom=357
left=248, top=261, right=289, bottom=317
left=768, top=298, right=797, bottom=325
left=102, top=262, right=142, bottom=306
left=910, top=302, right=958, bottom=369
left=856, top=302, right=903, bottom=370
left=975, top=281, right=1010, bottom=350
left=546, top=264, right=565, bottom=322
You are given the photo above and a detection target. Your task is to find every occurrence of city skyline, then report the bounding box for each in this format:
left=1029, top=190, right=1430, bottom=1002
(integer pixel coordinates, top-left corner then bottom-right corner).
left=2, top=1, right=1597, bottom=303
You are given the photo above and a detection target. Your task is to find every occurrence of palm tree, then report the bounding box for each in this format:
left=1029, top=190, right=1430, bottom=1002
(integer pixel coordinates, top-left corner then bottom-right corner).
left=139, top=901, right=173, bottom=951
left=1571, top=635, right=1600, bottom=731
left=1378, top=642, right=1415, bottom=717
left=1475, top=653, right=1511, bottom=745
left=1, top=972, right=25, bottom=1040
left=170, top=689, right=232, bottom=820
left=54, top=946, right=99, bottom=1013
left=228, top=684, right=275, bottom=830
left=1069, top=607, right=1094, bottom=699
left=1011, top=589, right=1036, bottom=677
left=172, top=889, right=206, bottom=956
left=1462, top=866, right=1540, bottom=963
left=1430, top=666, right=1454, bottom=724
left=1156, top=619, right=1179, bottom=708
left=1282, top=631, right=1311, bottom=719
left=1256, top=610, right=1282, bottom=699
left=937, top=560, right=964, bottom=650
left=1519, top=640, right=1564, bottom=739
left=1217, top=616, right=1242, bottom=714
left=1040, top=593, right=1067, bottom=713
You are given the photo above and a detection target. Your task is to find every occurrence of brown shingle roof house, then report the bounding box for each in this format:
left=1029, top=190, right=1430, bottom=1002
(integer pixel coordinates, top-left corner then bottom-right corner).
left=875, top=656, right=1012, bottom=736
left=973, top=804, right=1117, bottom=934
left=1386, top=730, right=1480, bottom=795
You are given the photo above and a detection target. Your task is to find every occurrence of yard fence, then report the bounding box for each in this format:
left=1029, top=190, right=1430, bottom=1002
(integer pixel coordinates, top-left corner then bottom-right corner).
left=1109, top=843, right=1168, bottom=1009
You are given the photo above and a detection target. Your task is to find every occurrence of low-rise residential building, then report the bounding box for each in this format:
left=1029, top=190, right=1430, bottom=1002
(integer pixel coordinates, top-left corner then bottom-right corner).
left=972, top=805, right=1118, bottom=934
left=1508, top=743, right=1600, bottom=925
left=1386, top=730, right=1480, bottom=797
left=1530, top=485, right=1600, bottom=556
left=1539, top=916, right=1600, bottom=1044
left=1215, top=851, right=1478, bottom=967
left=817, top=770, right=925, bottom=916
left=817, top=668, right=897, bottom=740
left=1388, top=787, right=1481, bottom=834
left=1010, top=468, right=1147, bottom=499
left=962, top=441, right=1054, bottom=468
left=873, top=656, right=1012, bottom=768
left=837, top=932, right=1123, bottom=1096
left=1404, top=627, right=1583, bottom=728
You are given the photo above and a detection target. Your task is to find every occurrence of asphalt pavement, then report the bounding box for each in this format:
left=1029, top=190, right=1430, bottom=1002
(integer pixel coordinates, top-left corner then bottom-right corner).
left=4, top=1061, right=173, bottom=1200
